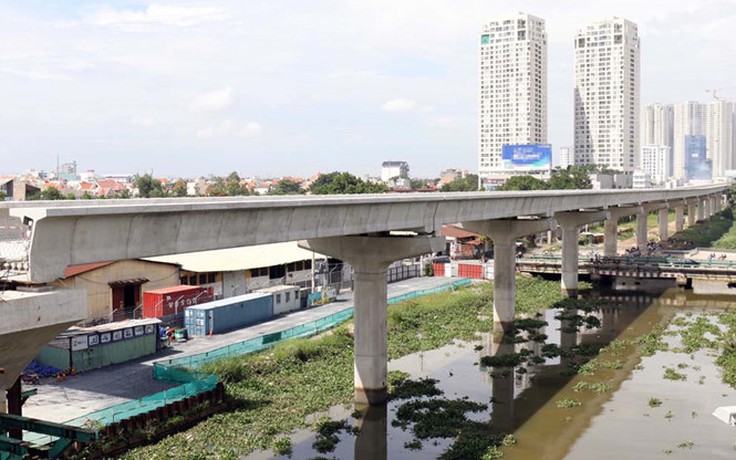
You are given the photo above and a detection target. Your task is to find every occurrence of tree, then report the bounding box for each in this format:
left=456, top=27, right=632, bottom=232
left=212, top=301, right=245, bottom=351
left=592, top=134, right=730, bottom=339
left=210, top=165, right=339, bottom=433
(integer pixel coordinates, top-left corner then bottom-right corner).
left=308, top=172, right=388, bottom=195
left=225, top=171, right=249, bottom=196
left=410, top=178, right=430, bottom=190
left=34, top=187, right=65, bottom=200
left=269, top=179, right=305, bottom=195
left=207, top=177, right=227, bottom=196
left=0, top=190, right=5, bottom=201
left=440, top=174, right=480, bottom=192
left=548, top=166, right=592, bottom=190
left=134, top=173, right=166, bottom=198
left=172, top=179, right=188, bottom=197
left=496, top=175, right=548, bottom=191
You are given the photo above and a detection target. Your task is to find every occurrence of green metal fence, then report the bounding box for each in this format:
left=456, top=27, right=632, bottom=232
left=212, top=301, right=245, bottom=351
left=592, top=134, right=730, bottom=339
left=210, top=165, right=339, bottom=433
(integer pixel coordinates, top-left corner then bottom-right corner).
left=33, top=278, right=472, bottom=441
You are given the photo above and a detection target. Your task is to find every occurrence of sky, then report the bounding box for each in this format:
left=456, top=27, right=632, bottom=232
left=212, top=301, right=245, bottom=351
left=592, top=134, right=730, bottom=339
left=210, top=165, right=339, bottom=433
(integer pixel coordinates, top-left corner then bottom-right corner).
left=0, top=0, right=734, bottom=179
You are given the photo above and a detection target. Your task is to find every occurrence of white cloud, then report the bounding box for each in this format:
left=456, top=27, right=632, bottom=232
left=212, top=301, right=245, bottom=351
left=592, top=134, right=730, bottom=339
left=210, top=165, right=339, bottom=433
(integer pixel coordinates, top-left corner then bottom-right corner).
left=239, top=122, right=262, bottom=137
left=197, top=119, right=260, bottom=139
left=189, top=87, right=234, bottom=113
left=381, top=98, right=417, bottom=112
left=381, top=98, right=433, bottom=113
left=130, top=116, right=157, bottom=129
left=87, top=4, right=228, bottom=28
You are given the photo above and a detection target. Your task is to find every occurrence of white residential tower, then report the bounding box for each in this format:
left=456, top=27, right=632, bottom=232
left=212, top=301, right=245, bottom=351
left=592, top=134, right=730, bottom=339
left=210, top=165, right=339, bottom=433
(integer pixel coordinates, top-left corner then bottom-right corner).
left=478, top=12, right=548, bottom=185
left=574, top=18, right=640, bottom=182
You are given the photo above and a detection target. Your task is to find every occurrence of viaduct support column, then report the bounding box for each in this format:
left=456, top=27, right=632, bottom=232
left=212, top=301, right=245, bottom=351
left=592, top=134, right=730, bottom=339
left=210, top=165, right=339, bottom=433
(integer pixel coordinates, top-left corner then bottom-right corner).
left=604, top=206, right=642, bottom=257
left=711, top=196, right=719, bottom=216
left=462, top=218, right=555, bottom=332
left=698, top=198, right=705, bottom=221
left=658, top=208, right=669, bottom=241
left=675, top=205, right=685, bottom=233
left=556, top=211, right=608, bottom=297
left=687, top=199, right=697, bottom=227
left=299, top=235, right=444, bottom=405
left=636, top=210, right=648, bottom=249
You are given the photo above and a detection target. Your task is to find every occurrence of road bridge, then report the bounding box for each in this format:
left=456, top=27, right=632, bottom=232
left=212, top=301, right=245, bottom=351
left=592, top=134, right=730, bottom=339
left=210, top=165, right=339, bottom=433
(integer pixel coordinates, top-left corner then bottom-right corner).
left=0, top=184, right=727, bottom=406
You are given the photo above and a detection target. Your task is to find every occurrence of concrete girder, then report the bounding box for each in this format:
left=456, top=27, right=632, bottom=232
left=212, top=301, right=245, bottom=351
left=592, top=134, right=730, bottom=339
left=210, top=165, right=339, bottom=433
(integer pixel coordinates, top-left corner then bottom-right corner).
left=298, top=235, right=444, bottom=406
left=462, top=218, right=556, bottom=331
left=1, top=289, right=86, bottom=399
left=556, top=210, right=609, bottom=297
left=1, top=185, right=727, bottom=283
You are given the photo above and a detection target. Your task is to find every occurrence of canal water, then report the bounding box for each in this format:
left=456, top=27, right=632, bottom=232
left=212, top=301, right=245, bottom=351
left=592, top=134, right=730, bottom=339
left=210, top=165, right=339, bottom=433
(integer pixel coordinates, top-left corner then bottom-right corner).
left=247, top=288, right=736, bottom=460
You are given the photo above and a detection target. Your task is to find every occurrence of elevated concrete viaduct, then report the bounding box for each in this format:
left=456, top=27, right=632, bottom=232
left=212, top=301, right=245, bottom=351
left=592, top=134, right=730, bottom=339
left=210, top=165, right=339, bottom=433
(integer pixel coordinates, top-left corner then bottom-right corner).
left=0, top=185, right=727, bottom=406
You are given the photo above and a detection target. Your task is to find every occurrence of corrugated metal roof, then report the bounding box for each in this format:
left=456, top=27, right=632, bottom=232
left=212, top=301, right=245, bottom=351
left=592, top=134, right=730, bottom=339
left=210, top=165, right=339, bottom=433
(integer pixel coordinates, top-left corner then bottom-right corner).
left=143, top=241, right=324, bottom=273
left=64, top=262, right=114, bottom=278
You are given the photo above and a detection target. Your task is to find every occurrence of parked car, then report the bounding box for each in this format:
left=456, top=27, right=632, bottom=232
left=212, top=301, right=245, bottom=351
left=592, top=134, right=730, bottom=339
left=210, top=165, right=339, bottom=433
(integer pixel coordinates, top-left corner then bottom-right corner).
left=432, top=255, right=452, bottom=264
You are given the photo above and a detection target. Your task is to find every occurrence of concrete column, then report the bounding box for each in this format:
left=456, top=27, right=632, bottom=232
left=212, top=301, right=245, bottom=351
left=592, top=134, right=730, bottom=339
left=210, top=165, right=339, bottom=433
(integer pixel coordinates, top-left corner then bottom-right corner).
left=299, top=235, right=444, bottom=405
left=556, top=211, right=608, bottom=297
left=711, top=196, right=718, bottom=216
left=698, top=198, right=705, bottom=221
left=687, top=200, right=697, bottom=226
left=462, top=218, right=555, bottom=332
left=604, top=206, right=642, bottom=257
left=658, top=208, right=669, bottom=241
left=675, top=206, right=685, bottom=232
left=603, top=218, right=618, bottom=257
left=636, top=211, right=648, bottom=249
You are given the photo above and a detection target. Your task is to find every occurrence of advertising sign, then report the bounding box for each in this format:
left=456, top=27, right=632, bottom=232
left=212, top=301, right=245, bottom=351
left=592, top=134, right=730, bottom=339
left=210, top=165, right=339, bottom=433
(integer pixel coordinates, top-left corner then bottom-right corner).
left=501, top=144, right=552, bottom=171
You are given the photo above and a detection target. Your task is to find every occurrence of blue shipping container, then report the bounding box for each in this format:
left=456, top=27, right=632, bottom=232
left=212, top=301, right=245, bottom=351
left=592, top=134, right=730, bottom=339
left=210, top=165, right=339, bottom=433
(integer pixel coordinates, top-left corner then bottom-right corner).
left=184, top=292, right=273, bottom=336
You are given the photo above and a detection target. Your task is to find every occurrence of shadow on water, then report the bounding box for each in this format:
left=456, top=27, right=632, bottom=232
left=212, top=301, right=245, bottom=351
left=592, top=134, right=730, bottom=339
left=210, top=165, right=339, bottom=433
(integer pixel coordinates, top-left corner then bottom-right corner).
left=249, top=286, right=717, bottom=460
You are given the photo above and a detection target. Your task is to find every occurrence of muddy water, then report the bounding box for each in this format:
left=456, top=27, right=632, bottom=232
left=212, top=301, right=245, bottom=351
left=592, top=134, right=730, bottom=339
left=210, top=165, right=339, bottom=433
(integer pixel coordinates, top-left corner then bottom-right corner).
left=247, top=288, right=736, bottom=460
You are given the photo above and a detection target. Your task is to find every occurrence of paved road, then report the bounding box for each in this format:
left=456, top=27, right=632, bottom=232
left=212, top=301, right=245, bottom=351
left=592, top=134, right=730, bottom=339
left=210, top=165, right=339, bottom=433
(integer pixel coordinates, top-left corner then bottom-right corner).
left=22, top=276, right=463, bottom=423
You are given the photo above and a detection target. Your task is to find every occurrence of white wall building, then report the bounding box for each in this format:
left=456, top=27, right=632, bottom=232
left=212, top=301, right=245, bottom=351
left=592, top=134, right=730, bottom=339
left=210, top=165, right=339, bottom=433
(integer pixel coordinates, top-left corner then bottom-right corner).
left=478, top=12, right=547, bottom=183
left=380, top=161, right=409, bottom=183
left=705, top=99, right=736, bottom=179
left=632, top=170, right=651, bottom=189
left=574, top=18, right=640, bottom=180
left=640, top=145, right=671, bottom=185
left=673, top=101, right=706, bottom=180
left=559, top=146, right=574, bottom=169
left=641, top=103, right=673, bottom=175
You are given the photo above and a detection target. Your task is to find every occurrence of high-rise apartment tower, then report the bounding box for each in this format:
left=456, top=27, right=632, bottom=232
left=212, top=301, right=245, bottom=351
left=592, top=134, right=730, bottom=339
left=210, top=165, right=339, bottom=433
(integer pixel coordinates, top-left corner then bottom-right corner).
left=574, top=18, right=640, bottom=180
left=478, top=12, right=547, bottom=184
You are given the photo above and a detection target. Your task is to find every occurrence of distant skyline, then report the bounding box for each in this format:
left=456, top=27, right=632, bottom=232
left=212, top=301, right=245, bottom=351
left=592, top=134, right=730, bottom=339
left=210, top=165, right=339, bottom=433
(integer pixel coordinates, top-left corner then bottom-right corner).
left=0, top=1, right=734, bottom=178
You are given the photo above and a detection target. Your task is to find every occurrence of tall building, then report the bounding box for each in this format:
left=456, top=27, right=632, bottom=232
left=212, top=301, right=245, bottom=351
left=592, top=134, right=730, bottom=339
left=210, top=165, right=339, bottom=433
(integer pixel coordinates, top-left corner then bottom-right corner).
left=705, top=99, right=735, bottom=178
left=641, top=103, right=673, bottom=175
left=559, top=146, right=575, bottom=169
left=685, top=134, right=711, bottom=181
left=574, top=18, right=640, bottom=181
left=478, top=12, right=547, bottom=185
left=380, top=161, right=409, bottom=182
left=640, top=145, right=670, bottom=184
left=673, top=101, right=706, bottom=180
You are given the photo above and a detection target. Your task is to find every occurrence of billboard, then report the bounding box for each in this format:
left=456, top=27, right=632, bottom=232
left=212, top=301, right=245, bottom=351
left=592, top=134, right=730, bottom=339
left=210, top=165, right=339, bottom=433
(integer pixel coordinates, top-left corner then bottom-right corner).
left=501, top=144, right=552, bottom=171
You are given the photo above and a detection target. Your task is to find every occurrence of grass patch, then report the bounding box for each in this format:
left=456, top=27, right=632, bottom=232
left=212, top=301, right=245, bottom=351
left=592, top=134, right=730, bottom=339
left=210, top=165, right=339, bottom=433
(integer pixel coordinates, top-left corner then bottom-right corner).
left=121, top=277, right=565, bottom=459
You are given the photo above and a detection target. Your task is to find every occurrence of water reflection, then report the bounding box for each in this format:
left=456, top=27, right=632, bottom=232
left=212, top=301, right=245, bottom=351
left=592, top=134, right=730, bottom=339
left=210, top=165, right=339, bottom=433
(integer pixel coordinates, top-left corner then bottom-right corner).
left=489, top=339, right=515, bottom=433
left=354, top=404, right=387, bottom=460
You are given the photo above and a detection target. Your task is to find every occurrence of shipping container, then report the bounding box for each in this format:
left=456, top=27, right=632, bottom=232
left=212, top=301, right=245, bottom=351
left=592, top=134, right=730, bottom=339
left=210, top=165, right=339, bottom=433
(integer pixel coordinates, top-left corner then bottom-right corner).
left=142, top=285, right=213, bottom=319
left=254, top=285, right=301, bottom=315
left=184, top=292, right=273, bottom=336
left=37, top=318, right=162, bottom=373
left=458, top=263, right=484, bottom=279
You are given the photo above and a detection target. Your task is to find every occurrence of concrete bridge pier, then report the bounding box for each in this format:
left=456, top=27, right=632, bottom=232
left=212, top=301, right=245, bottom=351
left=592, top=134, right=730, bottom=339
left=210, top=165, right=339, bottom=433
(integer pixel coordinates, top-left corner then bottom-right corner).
left=637, top=202, right=667, bottom=248
left=299, top=235, right=444, bottom=406
left=603, top=206, right=642, bottom=257
left=675, top=205, right=685, bottom=232
left=462, top=218, right=555, bottom=332
left=658, top=207, right=669, bottom=241
left=698, top=197, right=706, bottom=221
left=556, top=211, right=608, bottom=297
left=687, top=199, right=698, bottom=226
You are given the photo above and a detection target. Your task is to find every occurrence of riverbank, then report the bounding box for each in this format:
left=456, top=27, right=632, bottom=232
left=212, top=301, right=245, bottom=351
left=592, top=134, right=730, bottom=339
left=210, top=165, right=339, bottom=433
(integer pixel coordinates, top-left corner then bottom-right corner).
left=119, top=276, right=574, bottom=459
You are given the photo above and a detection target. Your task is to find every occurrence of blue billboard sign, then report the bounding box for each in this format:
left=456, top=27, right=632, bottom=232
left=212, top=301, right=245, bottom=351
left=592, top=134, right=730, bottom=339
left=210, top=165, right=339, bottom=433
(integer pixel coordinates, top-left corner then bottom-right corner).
left=501, top=144, right=552, bottom=171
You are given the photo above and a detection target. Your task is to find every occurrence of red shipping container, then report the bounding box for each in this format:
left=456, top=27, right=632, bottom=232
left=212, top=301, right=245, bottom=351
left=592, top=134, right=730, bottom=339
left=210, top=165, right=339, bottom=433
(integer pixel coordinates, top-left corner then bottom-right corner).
left=458, top=263, right=483, bottom=279
left=142, top=285, right=213, bottom=318
left=433, top=263, right=445, bottom=277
